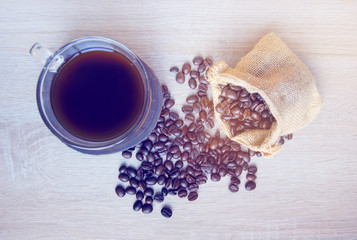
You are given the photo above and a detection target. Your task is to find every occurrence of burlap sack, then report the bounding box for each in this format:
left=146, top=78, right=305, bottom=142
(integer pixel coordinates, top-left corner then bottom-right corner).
left=207, top=33, right=323, bottom=157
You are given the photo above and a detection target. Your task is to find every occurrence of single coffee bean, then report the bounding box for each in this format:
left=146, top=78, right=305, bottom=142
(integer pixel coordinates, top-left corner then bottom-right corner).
left=126, top=186, right=136, bottom=195
left=218, top=167, right=227, bottom=177
left=132, top=200, right=143, bottom=212
left=178, top=189, right=188, bottom=198
left=122, top=151, right=132, bottom=159
left=169, top=168, right=180, bottom=178
left=145, top=177, right=157, bottom=186
left=164, top=160, right=173, bottom=171
left=186, top=174, right=196, bottom=184
left=139, top=180, right=147, bottom=191
left=210, top=138, right=219, bottom=150
left=188, top=78, right=197, bottom=89
left=228, top=183, right=239, bottom=193
left=185, top=114, right=195, bottom=123
left=164, top=99, right=175, bottom=109
left=188, top=191, right=198, bottom=201
left=248, top=166, right=257, bottom=174
left=119, top=165, right=127, bottom=174
left=136, top=190, right=144, bottom=200
left=126, top=167, right=137, bottom=178
left=198, top=76, right=209, bottom=84
left=286, top=133, right=293, bottom=140
left=190, top=70, right=200, bottom=78
left=176, top=72, right=185, bottom=84
left=136, top=152, right=144, bottom=161
left=242, top=162, right=249, bottom=171
left=188, top=183, right=199, bottom=192
left=182, top=105, right=193, bottom=114
left=157, top=175, right=166, bottom=185
left=204, top=58, right=213, bottom=66
left=144, top=188, right=154, bottom=197
left=169, top=112, right=179, bottom=121
left=245, top=181, right=256, bottom=191
left=118, top=173, right=130, bottom=182
left=182, top=63, right=191, bottom=74
left=230, top=176, right=241, bottom=185
left=198, top=83, right=208, bottom=92
left=193, top=102, right=201, bottom=113
left=141, top=161, right=153, bottom=171
left=145, top=196, right=154, bottom=204
left=211, top=173, right=221, bottom=182
left=198, top=63, right=206, bottom=73
left=193, top=56, right=203, bottom=66
left=115, top=185, right=126, bottom=198
left=170, top=66, right=179, bottom=73
left=175, top=160, right=184, bottom=169
left=205, top=119, right=214, bottom=129
left=130, top=178, right=139, bottom=188
left=186, top=95, right=199, bottom=104
left=246, top=174, right=257, bottom=181
left=161, top=187, right=168, bottom=196
left=153, top=192, right=164, bottom=203
left=196, top=175, right=208, bottom=185
left=234, top=166, right=243, bottom=177
left=161, top=207, right=173, bottom=218
left=142, top=203, right=153, bottom=214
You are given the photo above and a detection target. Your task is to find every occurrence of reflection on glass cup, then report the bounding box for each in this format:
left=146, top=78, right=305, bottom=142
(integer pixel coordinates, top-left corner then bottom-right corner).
left=30, top=37, right=162, bottom=154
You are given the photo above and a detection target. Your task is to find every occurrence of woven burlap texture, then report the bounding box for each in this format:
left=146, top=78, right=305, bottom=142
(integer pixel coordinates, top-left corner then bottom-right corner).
left=207, top=33, right=323, bottom=157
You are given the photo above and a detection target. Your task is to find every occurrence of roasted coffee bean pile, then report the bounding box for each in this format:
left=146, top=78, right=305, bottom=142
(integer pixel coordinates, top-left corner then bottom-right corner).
left=216, top=84, right=293, bottom=143
left=115, top=56, right=290, bottom=218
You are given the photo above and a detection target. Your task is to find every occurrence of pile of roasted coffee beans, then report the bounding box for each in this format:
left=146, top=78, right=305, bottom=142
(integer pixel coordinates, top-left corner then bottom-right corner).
left=115, top=56, right=292, bottom=218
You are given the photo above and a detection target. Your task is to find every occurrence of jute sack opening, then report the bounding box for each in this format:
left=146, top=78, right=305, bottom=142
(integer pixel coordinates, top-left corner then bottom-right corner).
left=207, top=33, right=323, bottom=157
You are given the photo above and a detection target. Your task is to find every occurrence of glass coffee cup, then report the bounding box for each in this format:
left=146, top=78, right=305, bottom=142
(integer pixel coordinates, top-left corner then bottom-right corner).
left=30, top=36, right=162, bottom=154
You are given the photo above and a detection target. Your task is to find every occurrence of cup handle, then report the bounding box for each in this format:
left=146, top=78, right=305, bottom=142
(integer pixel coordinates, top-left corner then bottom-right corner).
left=29, top=43, right=64, bottom=73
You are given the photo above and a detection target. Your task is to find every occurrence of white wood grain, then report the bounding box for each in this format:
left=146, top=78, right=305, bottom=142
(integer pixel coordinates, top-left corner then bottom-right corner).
left=1, top=0, right=357, bottom=239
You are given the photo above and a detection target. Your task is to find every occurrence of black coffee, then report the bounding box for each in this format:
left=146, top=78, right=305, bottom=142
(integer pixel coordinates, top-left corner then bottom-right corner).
left=51, top=50, right=144, bottom=141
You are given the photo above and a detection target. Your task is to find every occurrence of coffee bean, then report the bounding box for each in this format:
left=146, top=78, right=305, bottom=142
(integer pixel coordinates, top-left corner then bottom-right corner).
left=136, top=190, right=144, bottom=200
left=193, top=56, right=203, bottom=66
left=186, top=95, right=199, bottom=104
left=137, top=169, right=144, bottom=180
left=190, top=70, right=200, bottom=78
left=122, top=151, right=132, bottom=159
left=145, top=176, right=157, bottom=186
left=132, top=200, right=142, bottom=212
left=164, top=160, right=173, bottom=171
left=142, top=204, right=153, bottom=214
left=185, top=114, right=195, bottom=123
left=144, top=188, right=154, bottom=197
left=204, top=58, right=213, bottom=66
left=182, top=63, right=191, bottom=74
left=196, top=175, right=208, bottom=185
left=161, top=207, right=173, bottom=218
left=248, top=166, right=257, bottom=174
left=230, top=176, right=241, bottom=185
left=161, top=187, right=168, bottom=196
left=182, top=105, right=193, bottom=114
left=193, top=102, right=201, bottom=113
left=246, top=174, right=257, bottom=181
left=141, top=161, right=152, bottom=171
left=205, top=119, right=214, bottom=129
left=154, top=192, right=164, bottom=203
left=218, top=167, right=227, bottom=177
left=198, top=83, right=208, bottom=92
left=169, top=112, right=179, bottom=121
left=188, top=78, right=197, bottom=89
left=175, top=160, right=184, bottom=169
left=130, top=178, right=139, bottom=188
left=186, top=174, right=196, bottom=184
left=164, top=99, right=175, bottom=109
left=210, top=138, right=219, bottom=150
left=228, top=183, right=239, bottom=193
left=178, top=189, right=188, bottom=198
left=286, top=133, right=293, bottom=140
left=176, top=72, right=185, bottom=84
left=118, top=173, right=130, bottom=182
left=126, top=186, right=136, bottom=195
left=188, top=191, right=198, bottom=201
left=211, top=173, right=221, bottom=182
left=115, top=185, right=126, bottom=198
left=136, top=152, right=144, bottom=161
left=198, top=63, right=206, bottom=73
left=169, top=168, right=180, bottom=178
left=188, top=183, right=199, bottom=192
left=170, top=66, right=179, bottom=73
left=245, top=181, right=256, bottom=191
left=119, top=165, right=127, bottom=174
left=234, top=166, right=243, bottom=177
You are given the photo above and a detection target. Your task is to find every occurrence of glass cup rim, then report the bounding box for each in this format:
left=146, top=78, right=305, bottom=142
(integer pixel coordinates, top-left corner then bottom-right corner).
left=37, top=36, right=151, bottom=152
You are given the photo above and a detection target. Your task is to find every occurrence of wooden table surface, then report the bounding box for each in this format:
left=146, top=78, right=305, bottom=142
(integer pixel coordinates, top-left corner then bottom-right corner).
left=1, top=1, right=357, bottom=239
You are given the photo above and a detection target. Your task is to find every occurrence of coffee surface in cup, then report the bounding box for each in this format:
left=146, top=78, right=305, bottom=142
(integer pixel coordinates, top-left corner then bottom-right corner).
left=51, top=50, right=144, bottom=141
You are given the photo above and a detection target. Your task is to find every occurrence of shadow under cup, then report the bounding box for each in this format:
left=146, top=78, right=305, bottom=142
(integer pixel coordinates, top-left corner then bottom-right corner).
left=35, top=37, right=162, bottom=154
